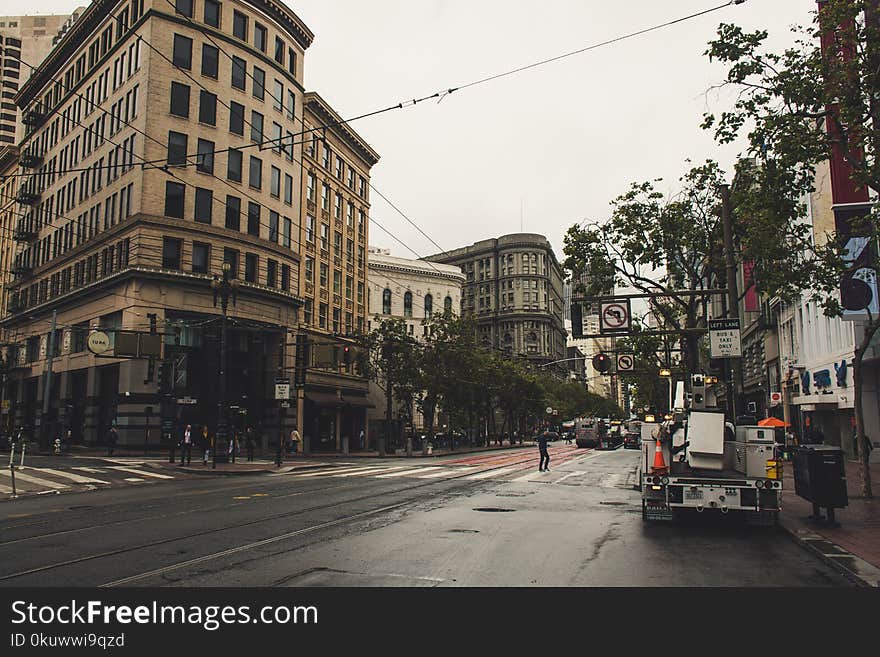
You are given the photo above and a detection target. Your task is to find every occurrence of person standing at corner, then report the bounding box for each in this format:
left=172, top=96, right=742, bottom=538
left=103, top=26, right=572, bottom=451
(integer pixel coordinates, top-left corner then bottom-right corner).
left=201, top=425, right=211, bottom=465
left=538, top=429, right=550, bottom=472
left=107, top=425, right=118, bottom=456
left=180, top=423, right=192, bottom=465
left=246, top=427, right=255, bottom=462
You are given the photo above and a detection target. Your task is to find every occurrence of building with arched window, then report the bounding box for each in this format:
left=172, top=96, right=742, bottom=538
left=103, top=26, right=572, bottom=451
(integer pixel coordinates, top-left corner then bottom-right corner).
left=365, top=248, right=464, bottom=442
left=426, top=233, right=567, bottom=377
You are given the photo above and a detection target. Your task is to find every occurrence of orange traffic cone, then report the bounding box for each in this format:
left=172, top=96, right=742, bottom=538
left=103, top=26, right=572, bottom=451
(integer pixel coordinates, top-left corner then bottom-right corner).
left=652, top=439, right=668, bottom=474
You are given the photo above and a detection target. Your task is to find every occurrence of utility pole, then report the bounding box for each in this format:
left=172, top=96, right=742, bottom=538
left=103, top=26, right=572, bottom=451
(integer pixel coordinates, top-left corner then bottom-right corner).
left=720, top=184, right=741, bottom=420
left=39, top=309, right=57, bottom=452
left=381, top=338, right=390, bottom=458
left=212, top=263, right=238, bottom=468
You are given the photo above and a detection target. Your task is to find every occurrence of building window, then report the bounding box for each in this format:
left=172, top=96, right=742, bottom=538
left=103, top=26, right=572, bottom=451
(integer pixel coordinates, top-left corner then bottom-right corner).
left=201, top=43, right=219, bottom=78
left=288, top=47, right=297, bottom=76
left=231, top=56, right=246, bottom=90
left=164, top=181, right=185, bottom=218
left=247, top=202, right=260, bottom=236
left=223, top=248, right=239, bottom=277
left=175, top=0, right=193, bottom=17
left=172, top=34, right=192, bottom=69
left=233, top=11, right=248, bottom=40
left=267, top=259, right=277, bottom=287
left=249, top=110, right=264, bottom=144
left=273, top=80, right=283, bottom=112
left=284, top=174, right=293, bottom=205
left=245, top=252, right=257, bottom=282
left=306, top=215, right=315, bottom=243
left=320, top=263, right=328, bottom=288
left=248, top=156, right=262, bottom=189
left=283, top=217, right=292, bottom=248
left=270, top=166, right=281, bottom=198
left=269, top=211, right=279, bottom=243
left=169, top=82, right=190, bottom=117
left=281, top=264, right=290, bottom=291
left=194, top=187, right=212, bottom=223
left=167, top=131, right=188, bottom=165
left=229, top=101, right=244, bottom=134
left=425, top=294, right=433, bottom=318
left=252, top=66, right=265, bottom=100
left=319, top=303, right=328, bottom=329
left=305, top=257, right=314, bottom=282
left=383, top=288, right=392, bottom=315
left=162, top=237, right=182, bottom=269
left=404, top=292, right=413, bottom=318
left=193, top=241, right=210, bottom=273
left=221, top=196, right=240, bottom=232
left=198, top=90, right=217, bottom=125
left=320, top=223, right=329, bottom=251
left=333, top=270, right=341, bottom=294
left=445, top=295, right=452, bottom=312
left=196, top=138, right=214, bottom=174
left=254, top=22, right=267, bottom=51
left=204, top=0, right=220, bottom=27
left=227, top=148, right=242, bottom=182
left=304, top=300, right=313, bottom=325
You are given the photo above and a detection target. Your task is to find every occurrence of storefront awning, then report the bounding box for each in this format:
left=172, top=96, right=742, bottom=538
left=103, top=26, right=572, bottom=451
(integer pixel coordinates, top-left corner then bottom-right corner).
left=342, top=396, right=374, bottom=408
left=306, top=392, right=344, bottom=406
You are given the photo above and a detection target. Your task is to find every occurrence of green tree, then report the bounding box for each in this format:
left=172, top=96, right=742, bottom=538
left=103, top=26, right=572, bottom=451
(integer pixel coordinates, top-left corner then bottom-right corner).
left=615, top=322, right=670, bottom=417
left=563, top=161, right=727, bottom=374
left=704, top=0, right=878, bottom=496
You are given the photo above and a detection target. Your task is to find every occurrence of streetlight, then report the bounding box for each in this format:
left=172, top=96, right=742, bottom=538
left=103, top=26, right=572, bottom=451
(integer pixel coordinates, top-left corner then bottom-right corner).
left=211, top=262, right=238, bottom=469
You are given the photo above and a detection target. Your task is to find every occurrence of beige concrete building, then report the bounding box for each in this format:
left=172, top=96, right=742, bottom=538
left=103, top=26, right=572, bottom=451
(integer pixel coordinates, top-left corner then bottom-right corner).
left=0, top=0, right=377, bottom=452
left=426, top=233, right=568, bottom=376
left=0, top=146, right=18, bottom=321
left=294, top=91, right=378, bottom=453
left=365, top=250, right=464, bottom=442
left=0, top=9, right=87, bottom=146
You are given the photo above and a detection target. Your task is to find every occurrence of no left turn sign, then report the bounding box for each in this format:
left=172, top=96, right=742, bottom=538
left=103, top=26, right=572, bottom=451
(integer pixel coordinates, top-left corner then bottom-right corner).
left=600, top=300, right=631, bottom=333
left=617, top=354, right=634, bottom=372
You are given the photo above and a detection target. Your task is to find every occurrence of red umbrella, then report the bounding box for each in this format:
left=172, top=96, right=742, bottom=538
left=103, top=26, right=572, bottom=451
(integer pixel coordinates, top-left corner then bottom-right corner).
left=758, top=417, right=789, bottom=428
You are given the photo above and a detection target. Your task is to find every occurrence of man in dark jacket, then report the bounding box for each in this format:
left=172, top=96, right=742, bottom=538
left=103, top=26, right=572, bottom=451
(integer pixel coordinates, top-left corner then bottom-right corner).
left=537, top=429, right=551, bottom=472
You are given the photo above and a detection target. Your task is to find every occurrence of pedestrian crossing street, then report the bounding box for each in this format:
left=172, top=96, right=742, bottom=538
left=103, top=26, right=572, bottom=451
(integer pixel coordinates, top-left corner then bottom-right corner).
left=273, top=462, right=635, bottom=488
left=0, top=463, right=179, bottom=497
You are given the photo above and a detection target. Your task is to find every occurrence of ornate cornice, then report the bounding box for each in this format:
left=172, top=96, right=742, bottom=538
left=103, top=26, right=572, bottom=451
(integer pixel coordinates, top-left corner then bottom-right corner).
left=304, top=92, right=380, bottom=168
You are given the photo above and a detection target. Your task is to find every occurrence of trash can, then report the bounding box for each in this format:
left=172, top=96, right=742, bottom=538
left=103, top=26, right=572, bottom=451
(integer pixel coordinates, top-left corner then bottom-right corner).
left=792, top=445, right=848, bottom=524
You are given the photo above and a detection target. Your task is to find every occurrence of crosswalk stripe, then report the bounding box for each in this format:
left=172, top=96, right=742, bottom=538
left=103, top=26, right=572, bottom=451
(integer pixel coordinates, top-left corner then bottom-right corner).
left=375, top=467, right=441, bottom=478
left=108, top=466, right=174, bottom=480
left=124, top=478, right=145, bottom=482
left=555, top=471, right=585, bottom=484
left=0, top=482, right=13, bottom=494
left=335, top=466, right=408, bottom=477
left=293, top=465, right=394, bottom=478
left=0, top=469, right=69, bottom=489
left=72, top=467, right=108, bottom=474
left=21, top=467, right=109, bottom=485
left=464, top=466, right=521, bottom=480
left=511, top=471, right=541, bottom=483
left=417, top=467, right=476, bottom=478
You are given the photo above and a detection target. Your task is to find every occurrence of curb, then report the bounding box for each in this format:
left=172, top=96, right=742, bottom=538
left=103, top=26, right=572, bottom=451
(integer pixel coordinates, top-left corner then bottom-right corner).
left=778, top=517, right=880, bottom=587
left=156, top=462, right=331, bottom=476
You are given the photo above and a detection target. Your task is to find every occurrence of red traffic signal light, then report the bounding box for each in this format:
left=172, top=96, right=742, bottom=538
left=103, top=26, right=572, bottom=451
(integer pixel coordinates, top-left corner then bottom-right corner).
left=592, top=353, right=611, bottom=374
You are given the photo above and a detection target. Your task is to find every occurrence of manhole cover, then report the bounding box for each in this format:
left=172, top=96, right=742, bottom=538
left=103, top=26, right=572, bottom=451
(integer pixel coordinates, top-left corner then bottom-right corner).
left=448, top=529, right=480, bottom=533
left=472, top=507, right=515, bottom=513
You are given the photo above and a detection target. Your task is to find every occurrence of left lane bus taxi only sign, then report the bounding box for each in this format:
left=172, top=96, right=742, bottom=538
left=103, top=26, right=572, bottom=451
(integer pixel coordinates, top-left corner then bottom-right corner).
left=709, top=319, right=742, bottom=358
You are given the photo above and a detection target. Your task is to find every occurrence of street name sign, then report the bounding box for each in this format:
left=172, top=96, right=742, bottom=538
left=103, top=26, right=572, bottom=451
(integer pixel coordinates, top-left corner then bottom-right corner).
left=87, top=331, right=112, bottom=355
left=709, top=319, right=742, bottom=358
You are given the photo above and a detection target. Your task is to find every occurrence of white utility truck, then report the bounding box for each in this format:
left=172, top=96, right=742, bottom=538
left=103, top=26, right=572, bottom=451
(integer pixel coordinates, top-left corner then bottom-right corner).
left=639, top=403, right=782, bottom=522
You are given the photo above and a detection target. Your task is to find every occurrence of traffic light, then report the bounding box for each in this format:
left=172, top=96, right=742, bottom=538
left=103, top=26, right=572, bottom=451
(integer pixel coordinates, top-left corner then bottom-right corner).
left=691, top=373, right=706, bottom=409
left=294, top=333, right=308, bottom=386
left=570, top=303, right=584, bottom=339
left=592, top=353, right=611, bottom=374
left=342, top=345, right=352, bottom=365
left=158, top=361, right=172, bottom=394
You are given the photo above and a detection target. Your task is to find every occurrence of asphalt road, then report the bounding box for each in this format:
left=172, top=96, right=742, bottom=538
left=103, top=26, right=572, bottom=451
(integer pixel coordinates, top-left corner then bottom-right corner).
left=0, top=445, right=851, bottom=587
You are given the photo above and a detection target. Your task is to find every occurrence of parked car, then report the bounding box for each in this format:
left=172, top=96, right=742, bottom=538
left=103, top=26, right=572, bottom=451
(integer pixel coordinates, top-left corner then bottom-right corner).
left=623, top=432, right=641, bottom=449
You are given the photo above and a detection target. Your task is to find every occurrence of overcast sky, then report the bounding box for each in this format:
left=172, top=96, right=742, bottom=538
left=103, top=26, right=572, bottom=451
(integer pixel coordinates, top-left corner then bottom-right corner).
left=6, top=0, right=815, bottom=265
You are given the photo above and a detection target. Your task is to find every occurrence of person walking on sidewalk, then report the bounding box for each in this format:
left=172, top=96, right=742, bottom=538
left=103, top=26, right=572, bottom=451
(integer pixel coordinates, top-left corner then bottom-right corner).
left=106, top=425, right=118, bottom=456
left=228, top=430, right=238, bottom=463
left=201, top=425, right=211, bottom=465
left=180, top=424, right=193, bottom=465
left=537, top=429, right=550, bottom=472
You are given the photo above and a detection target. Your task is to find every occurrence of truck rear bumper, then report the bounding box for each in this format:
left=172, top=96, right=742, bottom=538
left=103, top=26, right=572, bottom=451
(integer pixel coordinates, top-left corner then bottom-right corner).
left=642, top=474, right=781, bottom=514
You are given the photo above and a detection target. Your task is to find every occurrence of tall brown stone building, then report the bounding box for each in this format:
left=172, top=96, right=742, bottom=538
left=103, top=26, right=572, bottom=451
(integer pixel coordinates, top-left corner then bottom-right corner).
left=0, top=0, right=378, bottom=452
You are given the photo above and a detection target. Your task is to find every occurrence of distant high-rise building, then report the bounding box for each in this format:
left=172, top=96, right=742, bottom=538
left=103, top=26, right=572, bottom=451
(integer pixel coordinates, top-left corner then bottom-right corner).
left=0, top=9, right=87, bottom=144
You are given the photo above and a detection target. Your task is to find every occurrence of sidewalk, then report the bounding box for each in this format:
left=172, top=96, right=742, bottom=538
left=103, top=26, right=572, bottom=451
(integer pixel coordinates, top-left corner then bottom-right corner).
left=778, top=458, right=880, bottom=587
